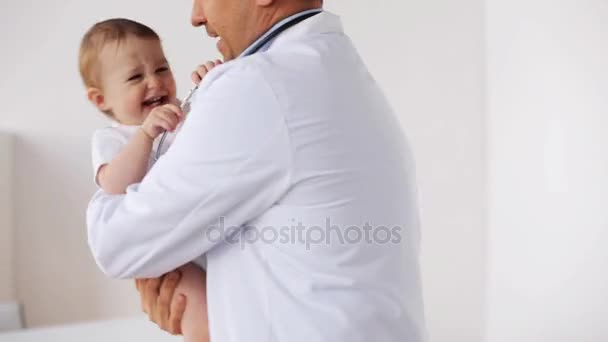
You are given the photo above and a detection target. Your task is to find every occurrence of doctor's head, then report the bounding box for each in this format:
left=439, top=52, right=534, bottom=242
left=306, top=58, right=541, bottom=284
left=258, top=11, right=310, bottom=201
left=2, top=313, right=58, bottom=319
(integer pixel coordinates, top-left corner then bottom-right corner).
left=191, top=0, right=323, bottom=61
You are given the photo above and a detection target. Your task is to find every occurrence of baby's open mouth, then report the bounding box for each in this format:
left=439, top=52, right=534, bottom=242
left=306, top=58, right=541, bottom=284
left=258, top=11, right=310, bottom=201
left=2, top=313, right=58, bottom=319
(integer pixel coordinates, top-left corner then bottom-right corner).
left=142, top=95, right=168, bottom=107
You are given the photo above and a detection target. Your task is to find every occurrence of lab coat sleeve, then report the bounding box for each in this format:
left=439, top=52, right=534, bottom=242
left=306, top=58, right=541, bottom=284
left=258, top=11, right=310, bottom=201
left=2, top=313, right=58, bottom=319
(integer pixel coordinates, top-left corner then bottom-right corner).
left=86, top=65, right=292, bottom=279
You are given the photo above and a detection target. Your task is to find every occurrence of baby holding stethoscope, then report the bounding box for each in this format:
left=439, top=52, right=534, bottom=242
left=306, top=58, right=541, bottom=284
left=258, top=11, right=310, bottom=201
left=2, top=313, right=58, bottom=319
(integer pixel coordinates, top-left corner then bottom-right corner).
left=79, top=18, right=218, bottom=342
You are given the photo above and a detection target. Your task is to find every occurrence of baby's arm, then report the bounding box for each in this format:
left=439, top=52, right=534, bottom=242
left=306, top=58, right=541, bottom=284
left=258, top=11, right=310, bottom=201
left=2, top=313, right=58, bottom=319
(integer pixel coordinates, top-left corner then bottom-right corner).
left=97, top=104, right=183, bottom=194
left=97, top=129, right=154, bottom=194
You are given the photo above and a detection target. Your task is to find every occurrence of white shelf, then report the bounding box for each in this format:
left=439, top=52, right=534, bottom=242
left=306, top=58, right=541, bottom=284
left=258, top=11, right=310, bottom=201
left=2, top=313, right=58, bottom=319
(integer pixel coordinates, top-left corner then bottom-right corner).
left=0, top=317, right=181, bottom=342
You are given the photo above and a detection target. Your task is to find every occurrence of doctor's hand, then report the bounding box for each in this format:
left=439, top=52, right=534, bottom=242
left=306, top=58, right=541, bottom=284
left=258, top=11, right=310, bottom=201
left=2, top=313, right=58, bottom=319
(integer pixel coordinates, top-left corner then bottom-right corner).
left=191, top=60, right=223, bottom=85
left=135, top=271, right=186, bottom=335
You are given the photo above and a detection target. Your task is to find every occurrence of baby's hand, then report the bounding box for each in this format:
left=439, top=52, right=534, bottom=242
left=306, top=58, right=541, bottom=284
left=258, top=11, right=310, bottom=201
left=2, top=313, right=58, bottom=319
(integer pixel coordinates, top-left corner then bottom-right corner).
left=141, top=104, right=183, bottom=139
left=191, top=60, right=223, bottom=85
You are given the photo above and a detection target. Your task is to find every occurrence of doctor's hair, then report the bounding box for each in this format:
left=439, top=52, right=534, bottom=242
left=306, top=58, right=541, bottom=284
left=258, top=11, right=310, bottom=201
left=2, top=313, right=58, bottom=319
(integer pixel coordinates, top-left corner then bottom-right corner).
left=78, top=18, right=160, bottom=89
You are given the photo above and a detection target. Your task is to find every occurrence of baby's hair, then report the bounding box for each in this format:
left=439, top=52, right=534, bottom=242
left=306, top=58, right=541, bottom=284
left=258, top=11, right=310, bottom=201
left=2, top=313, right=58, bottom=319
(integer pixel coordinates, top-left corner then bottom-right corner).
left=79, top=18, right=160, bottom=89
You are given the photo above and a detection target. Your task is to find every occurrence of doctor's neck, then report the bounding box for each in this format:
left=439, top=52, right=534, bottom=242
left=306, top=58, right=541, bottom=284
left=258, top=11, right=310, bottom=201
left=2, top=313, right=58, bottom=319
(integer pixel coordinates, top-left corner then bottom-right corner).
left=245, top=0, right=322, bottom=48
left=258, top=0, right=322, bottom=28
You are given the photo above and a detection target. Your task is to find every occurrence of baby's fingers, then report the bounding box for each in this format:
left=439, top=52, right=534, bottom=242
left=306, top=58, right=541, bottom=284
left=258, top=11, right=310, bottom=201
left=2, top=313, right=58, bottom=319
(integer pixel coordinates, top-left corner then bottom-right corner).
left=192, top=64, right=209, bottom=85
left=191, top=70, right=203, bottom=85
left=155, top=118, right=175, bottom=132
left=162, top=104, right=183, bottom=118
left=192, top=60, right=222, bottom=85
left=156, top=113, right=179, bottom=131
left=204, top=61, right=217, bottom=70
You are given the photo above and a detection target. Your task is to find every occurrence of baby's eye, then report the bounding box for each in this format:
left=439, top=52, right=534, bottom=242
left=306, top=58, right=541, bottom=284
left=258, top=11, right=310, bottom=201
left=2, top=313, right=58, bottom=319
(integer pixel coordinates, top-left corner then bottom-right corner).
left=127, top=74, right=142, bottom=82
left=156, top=66, right=169, bottom=73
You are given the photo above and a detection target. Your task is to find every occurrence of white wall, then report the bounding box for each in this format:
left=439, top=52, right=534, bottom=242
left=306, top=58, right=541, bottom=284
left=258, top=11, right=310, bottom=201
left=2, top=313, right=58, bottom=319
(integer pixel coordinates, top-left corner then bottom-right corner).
left=0, top=1, right=487, bottom=341
left=0, top=133, right=15, bottom=301
left=486, top=0, right=608, bottom=341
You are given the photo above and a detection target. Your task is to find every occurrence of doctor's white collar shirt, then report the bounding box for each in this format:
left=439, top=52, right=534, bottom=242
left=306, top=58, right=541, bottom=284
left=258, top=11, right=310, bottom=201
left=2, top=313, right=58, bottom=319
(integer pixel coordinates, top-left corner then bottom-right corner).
left=87, top=11, right=427, bottom=342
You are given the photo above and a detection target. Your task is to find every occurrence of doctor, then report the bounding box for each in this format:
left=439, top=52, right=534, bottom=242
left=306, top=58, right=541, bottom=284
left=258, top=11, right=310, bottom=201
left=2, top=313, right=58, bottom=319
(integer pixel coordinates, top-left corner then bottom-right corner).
left=87, top=0, right=427, bottom=341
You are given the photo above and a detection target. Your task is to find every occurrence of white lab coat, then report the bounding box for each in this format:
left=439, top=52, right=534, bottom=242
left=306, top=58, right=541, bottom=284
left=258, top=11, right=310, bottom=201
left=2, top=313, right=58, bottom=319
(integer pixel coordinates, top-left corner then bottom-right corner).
left=87, top=11, right=427, bottom=342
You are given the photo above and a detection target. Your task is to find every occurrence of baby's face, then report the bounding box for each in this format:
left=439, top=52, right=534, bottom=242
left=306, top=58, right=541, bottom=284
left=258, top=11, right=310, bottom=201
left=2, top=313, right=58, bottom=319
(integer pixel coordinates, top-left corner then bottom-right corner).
left=93, top=36, right=177, bottom=125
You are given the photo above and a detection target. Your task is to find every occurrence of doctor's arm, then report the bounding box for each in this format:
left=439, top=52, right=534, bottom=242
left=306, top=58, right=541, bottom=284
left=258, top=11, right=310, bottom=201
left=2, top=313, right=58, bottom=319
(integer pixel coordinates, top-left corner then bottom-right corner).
left=86, top=67, right=292, bottom=279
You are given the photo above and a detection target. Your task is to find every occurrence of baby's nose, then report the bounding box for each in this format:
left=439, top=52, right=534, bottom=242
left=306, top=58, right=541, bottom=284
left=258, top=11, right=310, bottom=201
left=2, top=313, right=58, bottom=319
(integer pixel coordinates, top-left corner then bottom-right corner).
left=147, top=75, right=163, bottom=89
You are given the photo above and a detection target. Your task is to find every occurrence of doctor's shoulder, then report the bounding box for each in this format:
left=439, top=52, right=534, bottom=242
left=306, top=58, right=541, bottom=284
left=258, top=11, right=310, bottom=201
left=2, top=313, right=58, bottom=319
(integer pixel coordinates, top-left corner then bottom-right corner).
left=194, top=58, right=280, bottom=102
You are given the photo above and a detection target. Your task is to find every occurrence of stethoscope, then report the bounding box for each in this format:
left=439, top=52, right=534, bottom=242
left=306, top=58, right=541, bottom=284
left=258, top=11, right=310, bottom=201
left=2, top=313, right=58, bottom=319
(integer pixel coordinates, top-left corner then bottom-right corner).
left=154, top=9, right=322, bottom=161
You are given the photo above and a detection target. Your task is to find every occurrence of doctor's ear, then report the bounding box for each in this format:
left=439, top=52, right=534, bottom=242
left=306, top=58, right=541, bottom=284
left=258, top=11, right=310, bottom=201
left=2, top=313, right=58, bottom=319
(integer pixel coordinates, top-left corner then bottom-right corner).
left=87, top=88, right=110, bottom=112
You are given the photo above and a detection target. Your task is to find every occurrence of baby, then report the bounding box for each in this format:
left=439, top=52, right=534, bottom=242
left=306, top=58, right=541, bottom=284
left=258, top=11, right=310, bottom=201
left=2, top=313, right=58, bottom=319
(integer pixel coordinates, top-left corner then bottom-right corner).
left=79, top=18, right=219, bottom=342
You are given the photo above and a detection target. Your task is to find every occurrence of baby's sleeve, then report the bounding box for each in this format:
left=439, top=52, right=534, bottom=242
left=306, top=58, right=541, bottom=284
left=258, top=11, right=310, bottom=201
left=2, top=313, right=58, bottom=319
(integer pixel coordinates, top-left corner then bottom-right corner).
left=91, top=128, right=126, bottom=186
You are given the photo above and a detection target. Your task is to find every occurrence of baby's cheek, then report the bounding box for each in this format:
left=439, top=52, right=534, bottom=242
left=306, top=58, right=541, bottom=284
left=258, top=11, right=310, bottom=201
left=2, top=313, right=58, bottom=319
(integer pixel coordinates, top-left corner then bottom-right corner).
left=167, top=78, right=178, bottom=98
left=127, top=88, right=145, bottom=109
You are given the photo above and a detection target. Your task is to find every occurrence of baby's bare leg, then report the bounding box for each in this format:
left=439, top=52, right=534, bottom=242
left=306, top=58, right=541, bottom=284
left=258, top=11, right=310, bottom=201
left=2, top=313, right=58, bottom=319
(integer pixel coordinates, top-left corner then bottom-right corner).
left=175, top=263, right=209, bottom=342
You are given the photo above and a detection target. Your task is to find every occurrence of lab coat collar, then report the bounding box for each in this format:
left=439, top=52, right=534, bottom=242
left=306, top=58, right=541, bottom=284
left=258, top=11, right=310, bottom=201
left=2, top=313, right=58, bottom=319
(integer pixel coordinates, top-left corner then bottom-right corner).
left=240, top=8, right=323, bottom=57
left=260, top=11, right=344, bottom=53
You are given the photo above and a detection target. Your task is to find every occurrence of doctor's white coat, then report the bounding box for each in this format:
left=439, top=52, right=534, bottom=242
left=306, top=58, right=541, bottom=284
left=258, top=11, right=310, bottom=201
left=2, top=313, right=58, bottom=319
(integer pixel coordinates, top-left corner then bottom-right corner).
left=87, top=11, right=427, bottom=342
